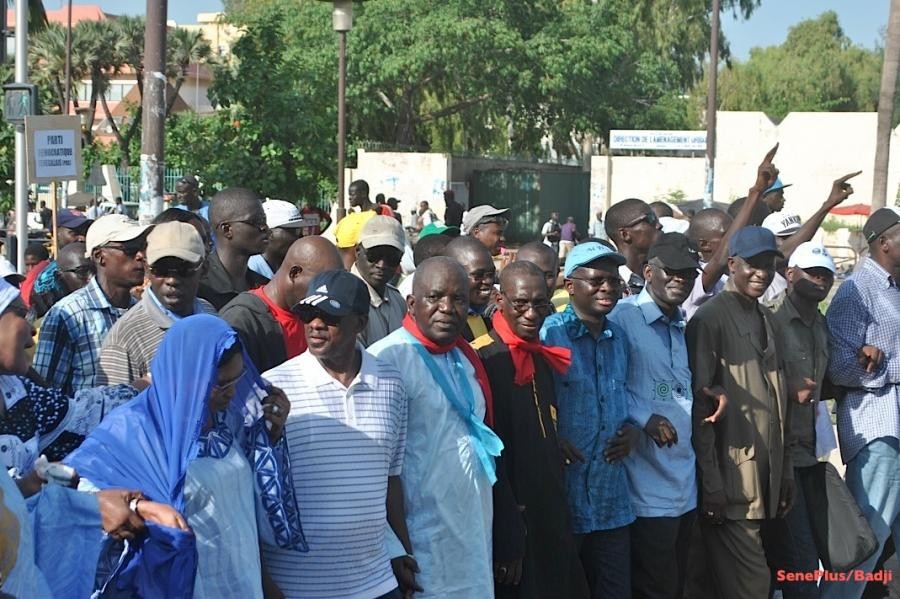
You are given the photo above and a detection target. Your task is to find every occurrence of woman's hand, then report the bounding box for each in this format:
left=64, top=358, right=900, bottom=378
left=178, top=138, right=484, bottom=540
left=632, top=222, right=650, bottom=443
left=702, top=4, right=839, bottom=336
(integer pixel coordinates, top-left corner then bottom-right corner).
left=135, top=499, right=191, bottom=532
left=263, top=386, right=290, bottom=443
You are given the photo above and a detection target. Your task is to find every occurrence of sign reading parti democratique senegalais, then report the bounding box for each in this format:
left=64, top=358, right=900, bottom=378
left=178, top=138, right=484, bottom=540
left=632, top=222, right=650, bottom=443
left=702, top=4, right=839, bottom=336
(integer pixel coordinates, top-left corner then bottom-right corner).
left=609, top=130, right=707, bottom=152
left=25, top=115, right=83, bottom=184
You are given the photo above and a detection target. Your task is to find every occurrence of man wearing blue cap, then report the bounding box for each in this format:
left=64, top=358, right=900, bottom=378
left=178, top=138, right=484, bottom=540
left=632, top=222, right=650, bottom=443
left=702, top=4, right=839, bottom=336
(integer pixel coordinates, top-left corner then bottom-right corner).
left=540, top=241, right=639, bottom=598
left=686, top=226, right=793, bottom=598
left=261, top=269, right=416, bottom=599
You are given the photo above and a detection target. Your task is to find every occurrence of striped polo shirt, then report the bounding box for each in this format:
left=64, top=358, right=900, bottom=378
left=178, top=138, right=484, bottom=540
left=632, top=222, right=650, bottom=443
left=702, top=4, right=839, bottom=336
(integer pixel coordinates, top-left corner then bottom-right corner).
left=261, top=348, right=407, bottom=599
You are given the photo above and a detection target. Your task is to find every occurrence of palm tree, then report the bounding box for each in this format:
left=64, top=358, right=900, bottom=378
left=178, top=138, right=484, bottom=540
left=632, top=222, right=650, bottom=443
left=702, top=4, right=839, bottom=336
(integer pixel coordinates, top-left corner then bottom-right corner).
left=873, top=0, right=900, bottom=209
left=28, top=22, right=66, bottom=112
left=165, top=28, right=212, bottom=115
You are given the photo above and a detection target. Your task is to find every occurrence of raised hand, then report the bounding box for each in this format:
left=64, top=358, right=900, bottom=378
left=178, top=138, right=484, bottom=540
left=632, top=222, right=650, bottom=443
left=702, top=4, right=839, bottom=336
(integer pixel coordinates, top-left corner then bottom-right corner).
left=753, top=143, right=780, bottom=192
left=825, top=171, right=862, bottom=207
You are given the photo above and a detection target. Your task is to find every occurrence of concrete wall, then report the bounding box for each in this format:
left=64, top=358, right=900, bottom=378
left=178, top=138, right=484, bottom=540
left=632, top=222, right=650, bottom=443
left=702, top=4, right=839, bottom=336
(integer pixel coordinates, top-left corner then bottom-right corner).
left=346, top=150, right=451, bottom=224
left=592, top=111, right=900, bottom=220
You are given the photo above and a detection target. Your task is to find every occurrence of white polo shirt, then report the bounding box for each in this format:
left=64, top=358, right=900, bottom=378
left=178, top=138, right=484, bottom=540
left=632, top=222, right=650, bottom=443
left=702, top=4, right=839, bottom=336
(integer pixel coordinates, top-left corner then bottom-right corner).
left=261, top=348, right=408, bottom=599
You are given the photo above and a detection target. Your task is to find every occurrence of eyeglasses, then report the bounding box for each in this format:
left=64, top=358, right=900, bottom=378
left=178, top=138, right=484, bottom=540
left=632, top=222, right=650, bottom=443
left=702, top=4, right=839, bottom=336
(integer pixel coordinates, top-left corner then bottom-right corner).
left=150, top=263, right=203, bottom=279
left=468, top=268, right=497, bottom=282
left=60, top=265, right=93, bottom=278
left=101, top=241, right=147, bottom=257
left=223, top=219, right=268, bottom=232
left=501, top=292, right=554, bottom=316
left=362, top=246, right=402, bottom=267
left=212, top=369, right=245, bottom=392
left=623, top=211, right=660, bottom=229
left=568, top=275, right=623, bottom=291
left=295, top=307, right=344, bottom=327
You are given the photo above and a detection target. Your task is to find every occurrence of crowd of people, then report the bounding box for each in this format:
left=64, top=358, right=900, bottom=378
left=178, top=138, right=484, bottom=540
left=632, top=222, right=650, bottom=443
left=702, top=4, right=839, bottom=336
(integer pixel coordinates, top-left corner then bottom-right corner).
left=0, top=144, right=899, bottom=599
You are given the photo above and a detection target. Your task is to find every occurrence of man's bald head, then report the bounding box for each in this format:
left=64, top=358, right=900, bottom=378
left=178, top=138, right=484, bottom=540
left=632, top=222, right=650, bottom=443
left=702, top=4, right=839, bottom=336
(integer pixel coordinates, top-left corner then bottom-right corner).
left=413, top=256, right=468, bottom=297
left=208, top=187, right=264, bottom=229
left=410, top=257, right=469, bottom=344
left=444, top=235, right=493, bottom=265
left=687, top=208, right=731, bottom=240
left=500, top=260, right=545, bottom=294
left=57, top=241, right=89, bottom=270
left=605, top=198, right=652, bottom=241
left=515, top=241, right=559, bottom=292
left=276, top=236, right=344, bottom=308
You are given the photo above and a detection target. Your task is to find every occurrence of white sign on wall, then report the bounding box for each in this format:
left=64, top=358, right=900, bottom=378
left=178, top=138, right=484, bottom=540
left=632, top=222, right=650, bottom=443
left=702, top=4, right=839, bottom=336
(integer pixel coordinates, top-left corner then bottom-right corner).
left=25, top=115, right=82, bottom=184
left=609, top=130, right=707, bottom=152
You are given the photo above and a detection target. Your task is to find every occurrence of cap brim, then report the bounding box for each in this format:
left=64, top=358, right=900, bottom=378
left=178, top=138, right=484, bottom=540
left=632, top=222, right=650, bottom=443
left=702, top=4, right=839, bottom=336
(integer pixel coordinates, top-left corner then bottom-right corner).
left=149, top=249, right=204, bottom=265
left=108, top=224, right=152, bottom=243
left=360, top=235, right=403, bottom=251
left=293, top=300, right=353, bottom=318
left=734, top=248, right=784, bottom=260
left=271, top=220, right=305, bottom=229
left=653, top=256, right=701, bottom=271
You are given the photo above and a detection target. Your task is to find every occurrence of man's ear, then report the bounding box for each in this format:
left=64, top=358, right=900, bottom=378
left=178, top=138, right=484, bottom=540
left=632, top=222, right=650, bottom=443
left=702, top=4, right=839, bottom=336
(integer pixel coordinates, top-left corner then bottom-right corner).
left=564, top=278, right=575, bottom=295
left=618, top=227, right=631, bottom=244
left=406, top=294, right=416, bottom=314
left=92, top=248, right=104, bottom=267
left=288, top=264, right=303, bottom=282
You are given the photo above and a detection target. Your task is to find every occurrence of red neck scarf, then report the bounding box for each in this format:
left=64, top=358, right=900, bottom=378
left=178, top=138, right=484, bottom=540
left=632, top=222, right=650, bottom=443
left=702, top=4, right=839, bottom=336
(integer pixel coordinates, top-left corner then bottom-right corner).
left=251, top=287, right=307, bottom=359
left=491, top=311, right=572, bottom=386
left=402, top=313, right=494, bottom=427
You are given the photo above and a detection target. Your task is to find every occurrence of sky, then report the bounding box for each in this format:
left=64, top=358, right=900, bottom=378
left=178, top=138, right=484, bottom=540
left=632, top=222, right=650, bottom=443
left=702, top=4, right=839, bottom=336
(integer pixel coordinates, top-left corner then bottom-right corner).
left=48, top=0, right=890, bottom=61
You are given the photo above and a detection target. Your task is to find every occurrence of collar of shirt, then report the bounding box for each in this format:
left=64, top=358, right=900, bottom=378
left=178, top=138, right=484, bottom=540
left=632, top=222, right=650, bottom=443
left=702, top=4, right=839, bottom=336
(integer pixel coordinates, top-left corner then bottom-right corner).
left=0, top=375, right=27, bottom=410
left=144, top=286, right=198, bottom=326
left=83, top=276, right=132, bottom=312
left=351, top=263, right=394, bottom=308
left=634, top=287, right=685, bottom=329
left=299, top=344, right=379, bottom=392
left=860, top=256, right=896, bottom=289
left=776, top=293, right=821, bottom=329
left=560, top=303, right=614, bottom=341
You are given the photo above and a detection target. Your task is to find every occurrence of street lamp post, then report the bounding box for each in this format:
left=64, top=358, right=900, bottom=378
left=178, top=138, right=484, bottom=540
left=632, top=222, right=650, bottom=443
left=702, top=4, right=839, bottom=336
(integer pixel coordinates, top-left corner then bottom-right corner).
left=703, top=0, right=721, bottom=209
left=323, top=1, right=353, bottom=222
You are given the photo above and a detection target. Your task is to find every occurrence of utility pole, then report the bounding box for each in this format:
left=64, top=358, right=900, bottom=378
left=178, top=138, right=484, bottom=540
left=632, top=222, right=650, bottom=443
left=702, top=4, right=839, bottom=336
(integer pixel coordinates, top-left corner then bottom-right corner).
left=14, top=0, right=28, bottom=272
left=64, top=0, right=72, bottom=114
left=139, top=0, right=167, bottom=225
left=703, top=0, right=720, bottom=209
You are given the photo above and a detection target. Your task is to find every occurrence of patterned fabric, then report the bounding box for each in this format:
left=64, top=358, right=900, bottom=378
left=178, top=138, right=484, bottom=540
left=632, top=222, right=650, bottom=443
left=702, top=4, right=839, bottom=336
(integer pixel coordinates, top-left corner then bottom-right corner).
left=33, top=277, right=133, bottom=396
left=0, top=375, right=137, bottom=474
left=826, top=257, right=900, bottom=464
left=540, top=304, right=636, bottom=533
left=197, top=411, right=234, bottom=459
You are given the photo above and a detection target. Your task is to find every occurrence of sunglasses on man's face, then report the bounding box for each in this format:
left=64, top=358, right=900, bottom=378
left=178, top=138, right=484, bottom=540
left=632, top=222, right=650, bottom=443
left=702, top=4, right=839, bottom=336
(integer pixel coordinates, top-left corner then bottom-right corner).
left=150, top=262, right=203, bottom=279
left=102, top=241, right=146, bottom=257
left=363, top=246, right=402, bottom=266
left=295, top=306, right=344, bottom=327
left=623, top=211, right=660, bottom=229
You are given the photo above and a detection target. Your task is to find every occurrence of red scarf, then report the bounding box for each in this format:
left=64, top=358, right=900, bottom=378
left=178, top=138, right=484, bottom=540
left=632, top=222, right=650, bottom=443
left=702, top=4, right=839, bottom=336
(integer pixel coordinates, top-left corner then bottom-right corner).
left=491, top=311, right=572, bottom=386
left=402, top=313, right=494, bottom=427
left=251, top=287, right=307, bottom=359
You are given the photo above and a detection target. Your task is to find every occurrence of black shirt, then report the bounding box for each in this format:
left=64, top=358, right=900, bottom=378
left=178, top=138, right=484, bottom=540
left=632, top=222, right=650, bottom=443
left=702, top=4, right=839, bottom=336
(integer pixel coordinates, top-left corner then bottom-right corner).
left=198, top=249, right=269, bottom=311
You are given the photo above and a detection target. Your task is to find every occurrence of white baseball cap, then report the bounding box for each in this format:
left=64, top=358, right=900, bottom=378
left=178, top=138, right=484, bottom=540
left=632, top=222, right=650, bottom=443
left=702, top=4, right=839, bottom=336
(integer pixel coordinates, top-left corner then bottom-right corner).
left=762, top=211, right=802, bottom=237
left=788, top=242, right=836, bottom=273
left=263, top=199, right=303, bottom=229
left=84, top=214, right=151, bottom=257
left=359, top=215, right=405, bottom=251
left=146, top=222, right=205, bottom=266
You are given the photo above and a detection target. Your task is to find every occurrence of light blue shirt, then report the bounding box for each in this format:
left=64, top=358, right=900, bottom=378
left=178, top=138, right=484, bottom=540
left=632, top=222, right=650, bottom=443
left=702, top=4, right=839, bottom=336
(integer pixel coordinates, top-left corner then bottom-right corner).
left=589, top=219, right=608, bottom=240
left=247, top=254, right=275, bottom=280
left=826, top=257, right=900, bottom=464
left=608, top=289, right=697, bottom=517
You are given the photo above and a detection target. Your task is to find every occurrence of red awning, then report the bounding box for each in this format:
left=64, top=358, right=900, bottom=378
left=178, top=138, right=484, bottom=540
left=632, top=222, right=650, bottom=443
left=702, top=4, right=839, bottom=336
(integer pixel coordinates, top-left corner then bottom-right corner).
left=829, top=203, right=871, bottom=216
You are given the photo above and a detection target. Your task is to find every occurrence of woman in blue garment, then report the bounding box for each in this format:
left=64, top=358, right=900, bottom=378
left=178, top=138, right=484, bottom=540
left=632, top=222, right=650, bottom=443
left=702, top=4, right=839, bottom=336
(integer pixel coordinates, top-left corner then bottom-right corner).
left=0, top=277, right=184, bottom=599
left=67, top=314, right=307, bottom=598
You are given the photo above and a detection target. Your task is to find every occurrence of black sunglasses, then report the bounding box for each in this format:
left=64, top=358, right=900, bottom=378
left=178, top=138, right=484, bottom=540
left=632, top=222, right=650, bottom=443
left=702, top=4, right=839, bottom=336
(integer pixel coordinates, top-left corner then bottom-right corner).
left=362, top=246, right=402, bottom=266
left=295, top=306, right=344, bottom=327
left=102, top=241, right=146, bottom=257
left=222, top=218, right=268, bottom=232
left=623, top=211, right=660, bottom=228
left=150, top=263, right=203, bottom=279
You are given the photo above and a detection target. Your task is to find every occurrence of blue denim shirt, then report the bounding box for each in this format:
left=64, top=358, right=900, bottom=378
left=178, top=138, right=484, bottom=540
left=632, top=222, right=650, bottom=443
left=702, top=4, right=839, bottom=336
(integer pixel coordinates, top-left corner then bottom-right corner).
left=540, top=304, right=636, bottom=533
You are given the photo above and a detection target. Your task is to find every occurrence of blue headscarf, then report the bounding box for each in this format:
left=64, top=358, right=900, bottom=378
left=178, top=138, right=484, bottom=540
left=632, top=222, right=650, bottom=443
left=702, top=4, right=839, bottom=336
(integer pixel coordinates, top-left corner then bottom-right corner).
left=66, top=314, right=306, bottom=597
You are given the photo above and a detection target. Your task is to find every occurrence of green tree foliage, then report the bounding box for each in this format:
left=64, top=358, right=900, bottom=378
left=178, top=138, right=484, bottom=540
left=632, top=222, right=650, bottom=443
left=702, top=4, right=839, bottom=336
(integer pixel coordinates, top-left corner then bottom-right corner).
left=714, top=12, right=893, bottom=121
left=195, top=0, right=757, bottom=197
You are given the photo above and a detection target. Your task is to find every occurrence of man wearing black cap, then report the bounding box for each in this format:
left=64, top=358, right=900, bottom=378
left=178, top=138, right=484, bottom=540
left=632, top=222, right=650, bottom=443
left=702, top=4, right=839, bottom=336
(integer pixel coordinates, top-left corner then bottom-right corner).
left=261, top=269, right=417, bottom=599
left=821, top=207, right=900, bottom=596
left=609, top=233, right=721, bottom=599
left=685, top=226, right=793, bottom=598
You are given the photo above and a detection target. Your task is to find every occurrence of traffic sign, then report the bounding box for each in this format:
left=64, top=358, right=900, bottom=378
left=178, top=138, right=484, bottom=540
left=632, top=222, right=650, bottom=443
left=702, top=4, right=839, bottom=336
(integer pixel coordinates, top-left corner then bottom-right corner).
left=2, top=83, right=38, bottom=125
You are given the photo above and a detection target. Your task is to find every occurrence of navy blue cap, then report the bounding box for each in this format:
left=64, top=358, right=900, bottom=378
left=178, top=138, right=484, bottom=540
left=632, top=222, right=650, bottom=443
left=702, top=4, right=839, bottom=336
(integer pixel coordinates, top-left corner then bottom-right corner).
left=564, top=241, right=626, bottom=277
left=294, top=269, right=369, bottom=317
left=58, top=209, right=91, bottom=230
left=729, top=226, right=784, bottom=259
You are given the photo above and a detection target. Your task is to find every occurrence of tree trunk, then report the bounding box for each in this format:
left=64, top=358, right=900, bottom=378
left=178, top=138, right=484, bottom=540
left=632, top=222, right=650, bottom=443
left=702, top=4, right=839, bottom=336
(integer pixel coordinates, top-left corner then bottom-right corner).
left=166, top=71, right=185, bottom=116
left=873, top=0, right=900, bottom=209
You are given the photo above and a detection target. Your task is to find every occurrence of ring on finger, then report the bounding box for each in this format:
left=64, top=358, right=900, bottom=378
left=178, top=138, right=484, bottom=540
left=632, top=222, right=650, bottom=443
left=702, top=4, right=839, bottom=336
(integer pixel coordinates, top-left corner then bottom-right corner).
left=272, top=405, right=280, bottom=415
